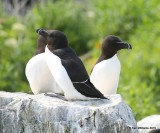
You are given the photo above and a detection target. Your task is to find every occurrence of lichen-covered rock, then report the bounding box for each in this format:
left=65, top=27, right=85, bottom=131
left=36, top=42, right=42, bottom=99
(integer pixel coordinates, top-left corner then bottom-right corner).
left=0, top=91, right=138, bottom=133
left=138, top=115, right=160, bottom=133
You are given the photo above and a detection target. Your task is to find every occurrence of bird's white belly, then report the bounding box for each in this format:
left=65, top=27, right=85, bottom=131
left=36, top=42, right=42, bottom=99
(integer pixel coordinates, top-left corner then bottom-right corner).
left=90, top=56, right=121, bottom=95
left=91, top=69, right=120, bottom=95
left=25, top=53, right=63, bottom=94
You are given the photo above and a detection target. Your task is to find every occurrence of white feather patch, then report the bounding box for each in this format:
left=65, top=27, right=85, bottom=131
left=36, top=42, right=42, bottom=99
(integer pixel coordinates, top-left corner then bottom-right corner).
left=25, top=53, right=63, bottom=94
left=90, top=54, right=121, bottom=95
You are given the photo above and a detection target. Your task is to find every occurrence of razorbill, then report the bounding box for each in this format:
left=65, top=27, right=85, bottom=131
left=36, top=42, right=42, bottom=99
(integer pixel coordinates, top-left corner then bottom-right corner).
left=90, top=35, right=132, bottom=95
left=27, top=29, right=107, bottom=100
left=25, top=30, right=63, bottom=95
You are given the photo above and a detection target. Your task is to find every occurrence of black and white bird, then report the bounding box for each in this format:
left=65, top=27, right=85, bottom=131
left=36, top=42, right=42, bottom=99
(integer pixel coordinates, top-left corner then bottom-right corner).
left=25, top=29, right=106, bottom=100
left=25, top=30, right=63, bottom=95
left=90, top=35, right=132, bottom=95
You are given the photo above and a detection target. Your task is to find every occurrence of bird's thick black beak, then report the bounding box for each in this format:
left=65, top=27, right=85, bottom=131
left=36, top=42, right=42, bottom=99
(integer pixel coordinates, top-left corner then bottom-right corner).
left=116, top=42, right=132, bottom=50
left=36, top=29, right=49, bottom=38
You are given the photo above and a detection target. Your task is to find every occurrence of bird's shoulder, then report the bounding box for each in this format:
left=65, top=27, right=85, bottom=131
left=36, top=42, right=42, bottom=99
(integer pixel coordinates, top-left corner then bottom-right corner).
left=52, top=47, right=77, bottom=60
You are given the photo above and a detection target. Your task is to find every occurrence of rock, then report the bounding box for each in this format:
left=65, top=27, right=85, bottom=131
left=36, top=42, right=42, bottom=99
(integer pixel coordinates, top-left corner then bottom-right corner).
left=138, top=115, right=160, bottom=133
left=0, top=91, right=138, bottom=133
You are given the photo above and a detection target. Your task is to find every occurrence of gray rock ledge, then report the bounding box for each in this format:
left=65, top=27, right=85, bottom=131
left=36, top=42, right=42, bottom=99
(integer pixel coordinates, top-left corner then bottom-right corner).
left=0, top=91, right=138, bottom=133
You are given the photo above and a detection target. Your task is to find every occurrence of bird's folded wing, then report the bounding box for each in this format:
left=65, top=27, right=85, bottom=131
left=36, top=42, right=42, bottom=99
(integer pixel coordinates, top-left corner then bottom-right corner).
left=73, top=79, right=107, bottom=99
left=45, top=45, right=74, bottom=91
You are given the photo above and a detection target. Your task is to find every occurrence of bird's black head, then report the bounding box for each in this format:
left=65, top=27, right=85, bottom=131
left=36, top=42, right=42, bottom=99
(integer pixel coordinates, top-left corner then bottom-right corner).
left=94, top=35, right=132, bottom=64
left=36, top=29, right=68, bottom=51
left=101, top=35, right=132, bottom=58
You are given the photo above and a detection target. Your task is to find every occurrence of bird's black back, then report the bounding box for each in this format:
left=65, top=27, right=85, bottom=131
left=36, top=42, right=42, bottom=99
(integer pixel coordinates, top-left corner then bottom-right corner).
left=52, top=47, right=89, bottom=82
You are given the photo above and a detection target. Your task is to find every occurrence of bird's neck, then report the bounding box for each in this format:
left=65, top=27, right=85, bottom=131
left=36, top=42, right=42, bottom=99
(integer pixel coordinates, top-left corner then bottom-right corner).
left=34, top=44, right=46, bottom=55
left=47, top=44, right=67, bottom=51
left=96, top=51, right=117, bottom=64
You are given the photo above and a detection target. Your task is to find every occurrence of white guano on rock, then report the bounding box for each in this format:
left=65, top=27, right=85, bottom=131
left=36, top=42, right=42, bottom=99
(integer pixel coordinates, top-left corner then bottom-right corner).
left=0, top=91, right=138, bottom=133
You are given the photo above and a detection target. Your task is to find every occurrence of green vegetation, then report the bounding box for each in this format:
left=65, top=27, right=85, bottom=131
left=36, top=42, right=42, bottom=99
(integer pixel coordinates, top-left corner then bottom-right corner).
left=0, top=0, right=159, bottom=120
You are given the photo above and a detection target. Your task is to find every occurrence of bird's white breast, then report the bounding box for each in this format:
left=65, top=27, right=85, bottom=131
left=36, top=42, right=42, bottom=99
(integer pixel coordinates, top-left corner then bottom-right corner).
left=90, top=54, right=121, bottom=95
left=25, top=53, right=63, bottom=94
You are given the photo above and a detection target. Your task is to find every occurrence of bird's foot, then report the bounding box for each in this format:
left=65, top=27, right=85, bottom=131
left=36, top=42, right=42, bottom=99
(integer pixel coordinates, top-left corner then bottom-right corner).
left=44, top=93, right=68, bottom=101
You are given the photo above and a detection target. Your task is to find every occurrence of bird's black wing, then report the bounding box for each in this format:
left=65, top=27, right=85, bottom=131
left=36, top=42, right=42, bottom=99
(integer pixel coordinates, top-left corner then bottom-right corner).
left=73, top=79, right=107, bottom=99
left=53, top=47, right=89, bottom=82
